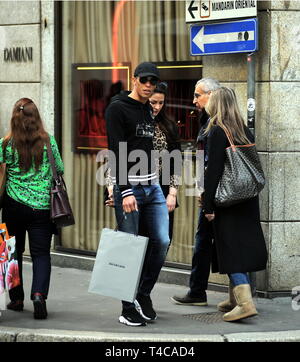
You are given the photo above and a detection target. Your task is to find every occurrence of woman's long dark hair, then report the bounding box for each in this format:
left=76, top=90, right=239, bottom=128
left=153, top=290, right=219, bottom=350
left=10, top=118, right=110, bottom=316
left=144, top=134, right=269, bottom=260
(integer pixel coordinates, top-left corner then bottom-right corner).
left=152, top=82, right=180, bottom=146
left=2, top=98, right=48, bottom=172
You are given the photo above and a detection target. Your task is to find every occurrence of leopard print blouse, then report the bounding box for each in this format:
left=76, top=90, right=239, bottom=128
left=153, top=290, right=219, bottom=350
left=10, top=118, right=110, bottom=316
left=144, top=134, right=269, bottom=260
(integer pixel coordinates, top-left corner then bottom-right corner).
left=153, top=124, right=179, bottom=190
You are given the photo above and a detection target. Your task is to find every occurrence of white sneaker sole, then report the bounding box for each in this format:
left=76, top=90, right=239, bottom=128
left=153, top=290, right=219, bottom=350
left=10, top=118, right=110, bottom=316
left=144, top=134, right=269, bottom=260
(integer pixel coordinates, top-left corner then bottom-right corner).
left=134, top=300, right=157, bottom=321
left=118, top=315, right=146, bottom=327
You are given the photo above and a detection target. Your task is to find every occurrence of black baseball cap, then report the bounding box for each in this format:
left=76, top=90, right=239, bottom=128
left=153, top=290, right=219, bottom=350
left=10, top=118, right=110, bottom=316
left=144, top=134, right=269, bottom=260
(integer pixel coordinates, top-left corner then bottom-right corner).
left=134, top=62, right=159, bottom=79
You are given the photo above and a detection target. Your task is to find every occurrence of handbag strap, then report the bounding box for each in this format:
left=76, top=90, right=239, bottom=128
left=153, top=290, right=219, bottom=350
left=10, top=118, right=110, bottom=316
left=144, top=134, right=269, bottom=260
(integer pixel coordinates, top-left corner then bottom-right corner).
left=221, top=126, right=236, bottom=151
left=45, top=136, right=58, bottom=181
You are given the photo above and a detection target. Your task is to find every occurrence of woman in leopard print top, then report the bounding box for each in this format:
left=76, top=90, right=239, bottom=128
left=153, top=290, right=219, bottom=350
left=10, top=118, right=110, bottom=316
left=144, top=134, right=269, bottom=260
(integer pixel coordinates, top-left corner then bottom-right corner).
left=148, top=82, right=181, bottom=242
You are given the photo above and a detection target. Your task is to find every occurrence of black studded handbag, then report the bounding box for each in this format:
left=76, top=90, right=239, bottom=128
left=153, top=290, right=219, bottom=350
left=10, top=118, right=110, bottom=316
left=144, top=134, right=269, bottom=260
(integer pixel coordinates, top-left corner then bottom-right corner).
left=214, top=127, right=265, bottom=208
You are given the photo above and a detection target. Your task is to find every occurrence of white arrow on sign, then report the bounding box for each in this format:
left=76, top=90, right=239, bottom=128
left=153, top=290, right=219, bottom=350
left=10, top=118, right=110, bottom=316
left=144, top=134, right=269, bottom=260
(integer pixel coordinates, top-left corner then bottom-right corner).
left=192, top=26, right=255, bottom=52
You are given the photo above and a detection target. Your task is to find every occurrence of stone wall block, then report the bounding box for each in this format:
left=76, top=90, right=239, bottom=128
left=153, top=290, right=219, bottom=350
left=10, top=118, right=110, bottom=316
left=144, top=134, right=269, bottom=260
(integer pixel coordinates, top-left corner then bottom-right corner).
left=202, top=53, right=247, bottom=82
left=267, top=222, right=300, bottom=290
left=269, top=152, right=300, bottom=221
left=270, top=11, right=300, bottom=81
left=0, top=24, right=41, bottom=82
left=0, top=1, right=40, bottom=25
left=269, top=82, right=300, bottom=151
left=259, top=1, right=300, bottom=10
left=0, top=83, right=40, bottom=136
left=202, top=12, right=271, bottom=82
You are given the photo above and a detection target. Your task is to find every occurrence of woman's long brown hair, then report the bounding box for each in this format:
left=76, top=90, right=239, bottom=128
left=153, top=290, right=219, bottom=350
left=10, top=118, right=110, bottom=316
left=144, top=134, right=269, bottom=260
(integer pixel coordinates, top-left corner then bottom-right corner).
left=2, top=98, right=48, bottom=172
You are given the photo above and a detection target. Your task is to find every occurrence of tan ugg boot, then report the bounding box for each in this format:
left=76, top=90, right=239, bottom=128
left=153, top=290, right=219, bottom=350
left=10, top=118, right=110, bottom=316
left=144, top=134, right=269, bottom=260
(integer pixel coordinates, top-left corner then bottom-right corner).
left=217, top=283, right=236, bottom=312
left=223, top=284, right=258, bottom=322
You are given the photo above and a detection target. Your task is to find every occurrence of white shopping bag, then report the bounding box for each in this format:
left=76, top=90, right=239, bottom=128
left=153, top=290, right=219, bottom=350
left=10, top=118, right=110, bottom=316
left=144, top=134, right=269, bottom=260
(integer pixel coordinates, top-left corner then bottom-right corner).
left=89, top=228, right=148, bottom=302
left=1, top=224, right=21, bottom=311
left=0, top=290, right=7, bottom=311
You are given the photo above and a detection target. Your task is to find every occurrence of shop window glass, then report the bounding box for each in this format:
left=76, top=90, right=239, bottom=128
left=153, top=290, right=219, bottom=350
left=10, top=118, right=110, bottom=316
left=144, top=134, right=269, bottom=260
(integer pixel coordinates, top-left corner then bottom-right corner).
left=73, top=65, right=130, bottom=152
left=61, top=1, right=202, bottom=265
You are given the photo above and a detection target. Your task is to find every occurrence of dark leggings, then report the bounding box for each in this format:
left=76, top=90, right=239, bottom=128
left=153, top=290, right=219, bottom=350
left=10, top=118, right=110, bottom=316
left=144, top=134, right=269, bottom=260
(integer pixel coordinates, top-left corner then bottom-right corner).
left=2, top=194, right=55, bottom=301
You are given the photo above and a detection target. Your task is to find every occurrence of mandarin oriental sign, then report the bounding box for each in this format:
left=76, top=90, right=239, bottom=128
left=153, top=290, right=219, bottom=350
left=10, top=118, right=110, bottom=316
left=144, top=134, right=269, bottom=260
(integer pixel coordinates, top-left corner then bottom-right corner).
left=3, top=47, right=33, bottom=62
left=186, top=0, right=257, bottom=23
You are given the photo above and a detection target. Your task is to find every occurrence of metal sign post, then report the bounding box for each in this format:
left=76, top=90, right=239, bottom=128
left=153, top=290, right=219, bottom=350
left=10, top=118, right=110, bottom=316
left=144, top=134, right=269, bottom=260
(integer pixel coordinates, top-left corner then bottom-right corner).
left=247, top=53, right=255, bottom=135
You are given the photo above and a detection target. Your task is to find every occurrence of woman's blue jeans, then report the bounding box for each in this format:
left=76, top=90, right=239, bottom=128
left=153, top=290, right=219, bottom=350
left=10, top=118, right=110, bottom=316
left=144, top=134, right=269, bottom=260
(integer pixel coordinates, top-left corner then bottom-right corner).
left=228, top=273, right=250, bottom=286
left=114, top=184, right=170, bottom=309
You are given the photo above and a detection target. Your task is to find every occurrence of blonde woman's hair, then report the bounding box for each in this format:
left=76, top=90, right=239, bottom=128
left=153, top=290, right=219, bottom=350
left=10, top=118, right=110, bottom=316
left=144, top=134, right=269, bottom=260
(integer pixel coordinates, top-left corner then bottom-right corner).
left=204, top=87, right=250, bottom=144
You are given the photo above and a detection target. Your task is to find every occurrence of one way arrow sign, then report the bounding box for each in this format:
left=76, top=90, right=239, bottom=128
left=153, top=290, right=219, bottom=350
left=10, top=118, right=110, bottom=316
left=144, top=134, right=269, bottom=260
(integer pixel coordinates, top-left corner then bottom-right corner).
left=190, top=18, right=258, bottom=56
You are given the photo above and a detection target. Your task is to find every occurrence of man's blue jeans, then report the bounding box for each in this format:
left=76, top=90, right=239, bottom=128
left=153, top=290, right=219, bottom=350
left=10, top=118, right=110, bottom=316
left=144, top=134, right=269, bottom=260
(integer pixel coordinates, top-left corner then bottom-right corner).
left=114, top=184, right=170, bottom=309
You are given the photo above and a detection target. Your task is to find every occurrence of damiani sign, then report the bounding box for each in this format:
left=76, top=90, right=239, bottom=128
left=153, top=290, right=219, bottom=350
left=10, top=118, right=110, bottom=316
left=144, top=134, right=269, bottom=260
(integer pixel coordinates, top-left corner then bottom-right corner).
left=3, top=47, right=33, bottom=62
left=186, top=0, right=257, bottom=23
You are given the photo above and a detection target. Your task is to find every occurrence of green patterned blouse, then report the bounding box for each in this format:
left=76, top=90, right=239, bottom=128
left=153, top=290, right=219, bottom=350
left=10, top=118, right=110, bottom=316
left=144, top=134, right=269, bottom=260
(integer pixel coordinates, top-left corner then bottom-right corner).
left=0, top=135, right=64, bottom=210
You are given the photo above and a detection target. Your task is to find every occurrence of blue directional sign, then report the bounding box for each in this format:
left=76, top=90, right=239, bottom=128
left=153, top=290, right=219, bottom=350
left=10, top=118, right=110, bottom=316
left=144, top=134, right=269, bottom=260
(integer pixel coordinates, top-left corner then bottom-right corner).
left=190, top=18, right=258, bottom=56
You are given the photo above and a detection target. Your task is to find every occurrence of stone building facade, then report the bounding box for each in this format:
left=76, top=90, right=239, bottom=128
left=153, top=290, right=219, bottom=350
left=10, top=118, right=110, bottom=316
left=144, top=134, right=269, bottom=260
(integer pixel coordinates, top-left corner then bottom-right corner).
left=0, top=0, right=299, bottom=296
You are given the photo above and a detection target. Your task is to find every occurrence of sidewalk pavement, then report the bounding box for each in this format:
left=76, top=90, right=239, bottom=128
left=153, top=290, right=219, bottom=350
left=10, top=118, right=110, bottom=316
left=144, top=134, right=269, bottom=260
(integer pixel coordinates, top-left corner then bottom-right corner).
left=0, top=262, right=299, bottom=342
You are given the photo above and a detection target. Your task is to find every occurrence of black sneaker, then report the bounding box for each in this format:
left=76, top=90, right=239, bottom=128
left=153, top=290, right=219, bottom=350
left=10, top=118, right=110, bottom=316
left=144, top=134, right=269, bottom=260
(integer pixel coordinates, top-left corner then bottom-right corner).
left=171, top=293, right=208, bottom=306
left=135, top=295, right=157, bottom=321
left=119, top=307, right=147, bottom=327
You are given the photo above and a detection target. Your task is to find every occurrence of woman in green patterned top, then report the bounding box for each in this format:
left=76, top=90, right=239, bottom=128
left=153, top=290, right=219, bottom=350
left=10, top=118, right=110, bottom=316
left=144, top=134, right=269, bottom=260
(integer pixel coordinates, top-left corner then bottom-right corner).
left=0, top=98, right=64, bottom=319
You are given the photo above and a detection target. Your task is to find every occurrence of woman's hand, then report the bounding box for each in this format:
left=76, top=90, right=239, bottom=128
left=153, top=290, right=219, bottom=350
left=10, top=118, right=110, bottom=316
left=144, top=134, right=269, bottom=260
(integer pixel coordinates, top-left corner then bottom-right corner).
left=105, top=186, right=114, bottom=207
left=105, top=195, right=114, bottom=207
left=166, top=194, right=176, bottom=212
left=205, top=213, right=215, bottom=222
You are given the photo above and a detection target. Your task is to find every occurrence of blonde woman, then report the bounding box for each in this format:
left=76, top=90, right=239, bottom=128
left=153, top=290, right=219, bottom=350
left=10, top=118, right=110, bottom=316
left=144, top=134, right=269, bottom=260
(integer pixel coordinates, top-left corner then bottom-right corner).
left=203, top=87, right=267, bottom=322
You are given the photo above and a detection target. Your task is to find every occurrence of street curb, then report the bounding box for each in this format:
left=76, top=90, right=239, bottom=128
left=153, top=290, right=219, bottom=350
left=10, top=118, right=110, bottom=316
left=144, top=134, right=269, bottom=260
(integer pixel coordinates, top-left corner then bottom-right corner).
left=0, top=327, right=223, bottom=342
left=224, top=330, right=300, bottom=342
left=0, top=327, right=300, bottom=342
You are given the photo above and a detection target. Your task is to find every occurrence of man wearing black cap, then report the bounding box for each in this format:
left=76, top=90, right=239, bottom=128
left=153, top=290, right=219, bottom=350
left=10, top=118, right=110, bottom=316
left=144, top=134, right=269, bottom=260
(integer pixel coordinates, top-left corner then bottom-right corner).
left=105, top=62, right=170, bottom=327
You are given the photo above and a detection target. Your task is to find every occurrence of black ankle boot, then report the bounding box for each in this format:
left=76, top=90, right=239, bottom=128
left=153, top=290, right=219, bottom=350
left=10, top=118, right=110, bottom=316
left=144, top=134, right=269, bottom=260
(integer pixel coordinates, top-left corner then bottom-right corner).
left=32, top=293, right=48, bottom=319
left=7, top=300, right=24, bottom=312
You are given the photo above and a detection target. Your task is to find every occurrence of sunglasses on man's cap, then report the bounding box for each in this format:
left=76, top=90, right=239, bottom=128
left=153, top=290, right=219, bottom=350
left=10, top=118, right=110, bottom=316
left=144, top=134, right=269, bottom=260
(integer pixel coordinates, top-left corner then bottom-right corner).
left=139, top=76, right=159, bottom=86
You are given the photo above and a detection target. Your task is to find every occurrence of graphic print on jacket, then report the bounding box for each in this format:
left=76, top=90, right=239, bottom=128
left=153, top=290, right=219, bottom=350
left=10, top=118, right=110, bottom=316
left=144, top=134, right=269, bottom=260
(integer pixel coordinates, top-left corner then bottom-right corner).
left=105, top=91, right=157, bottom=198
